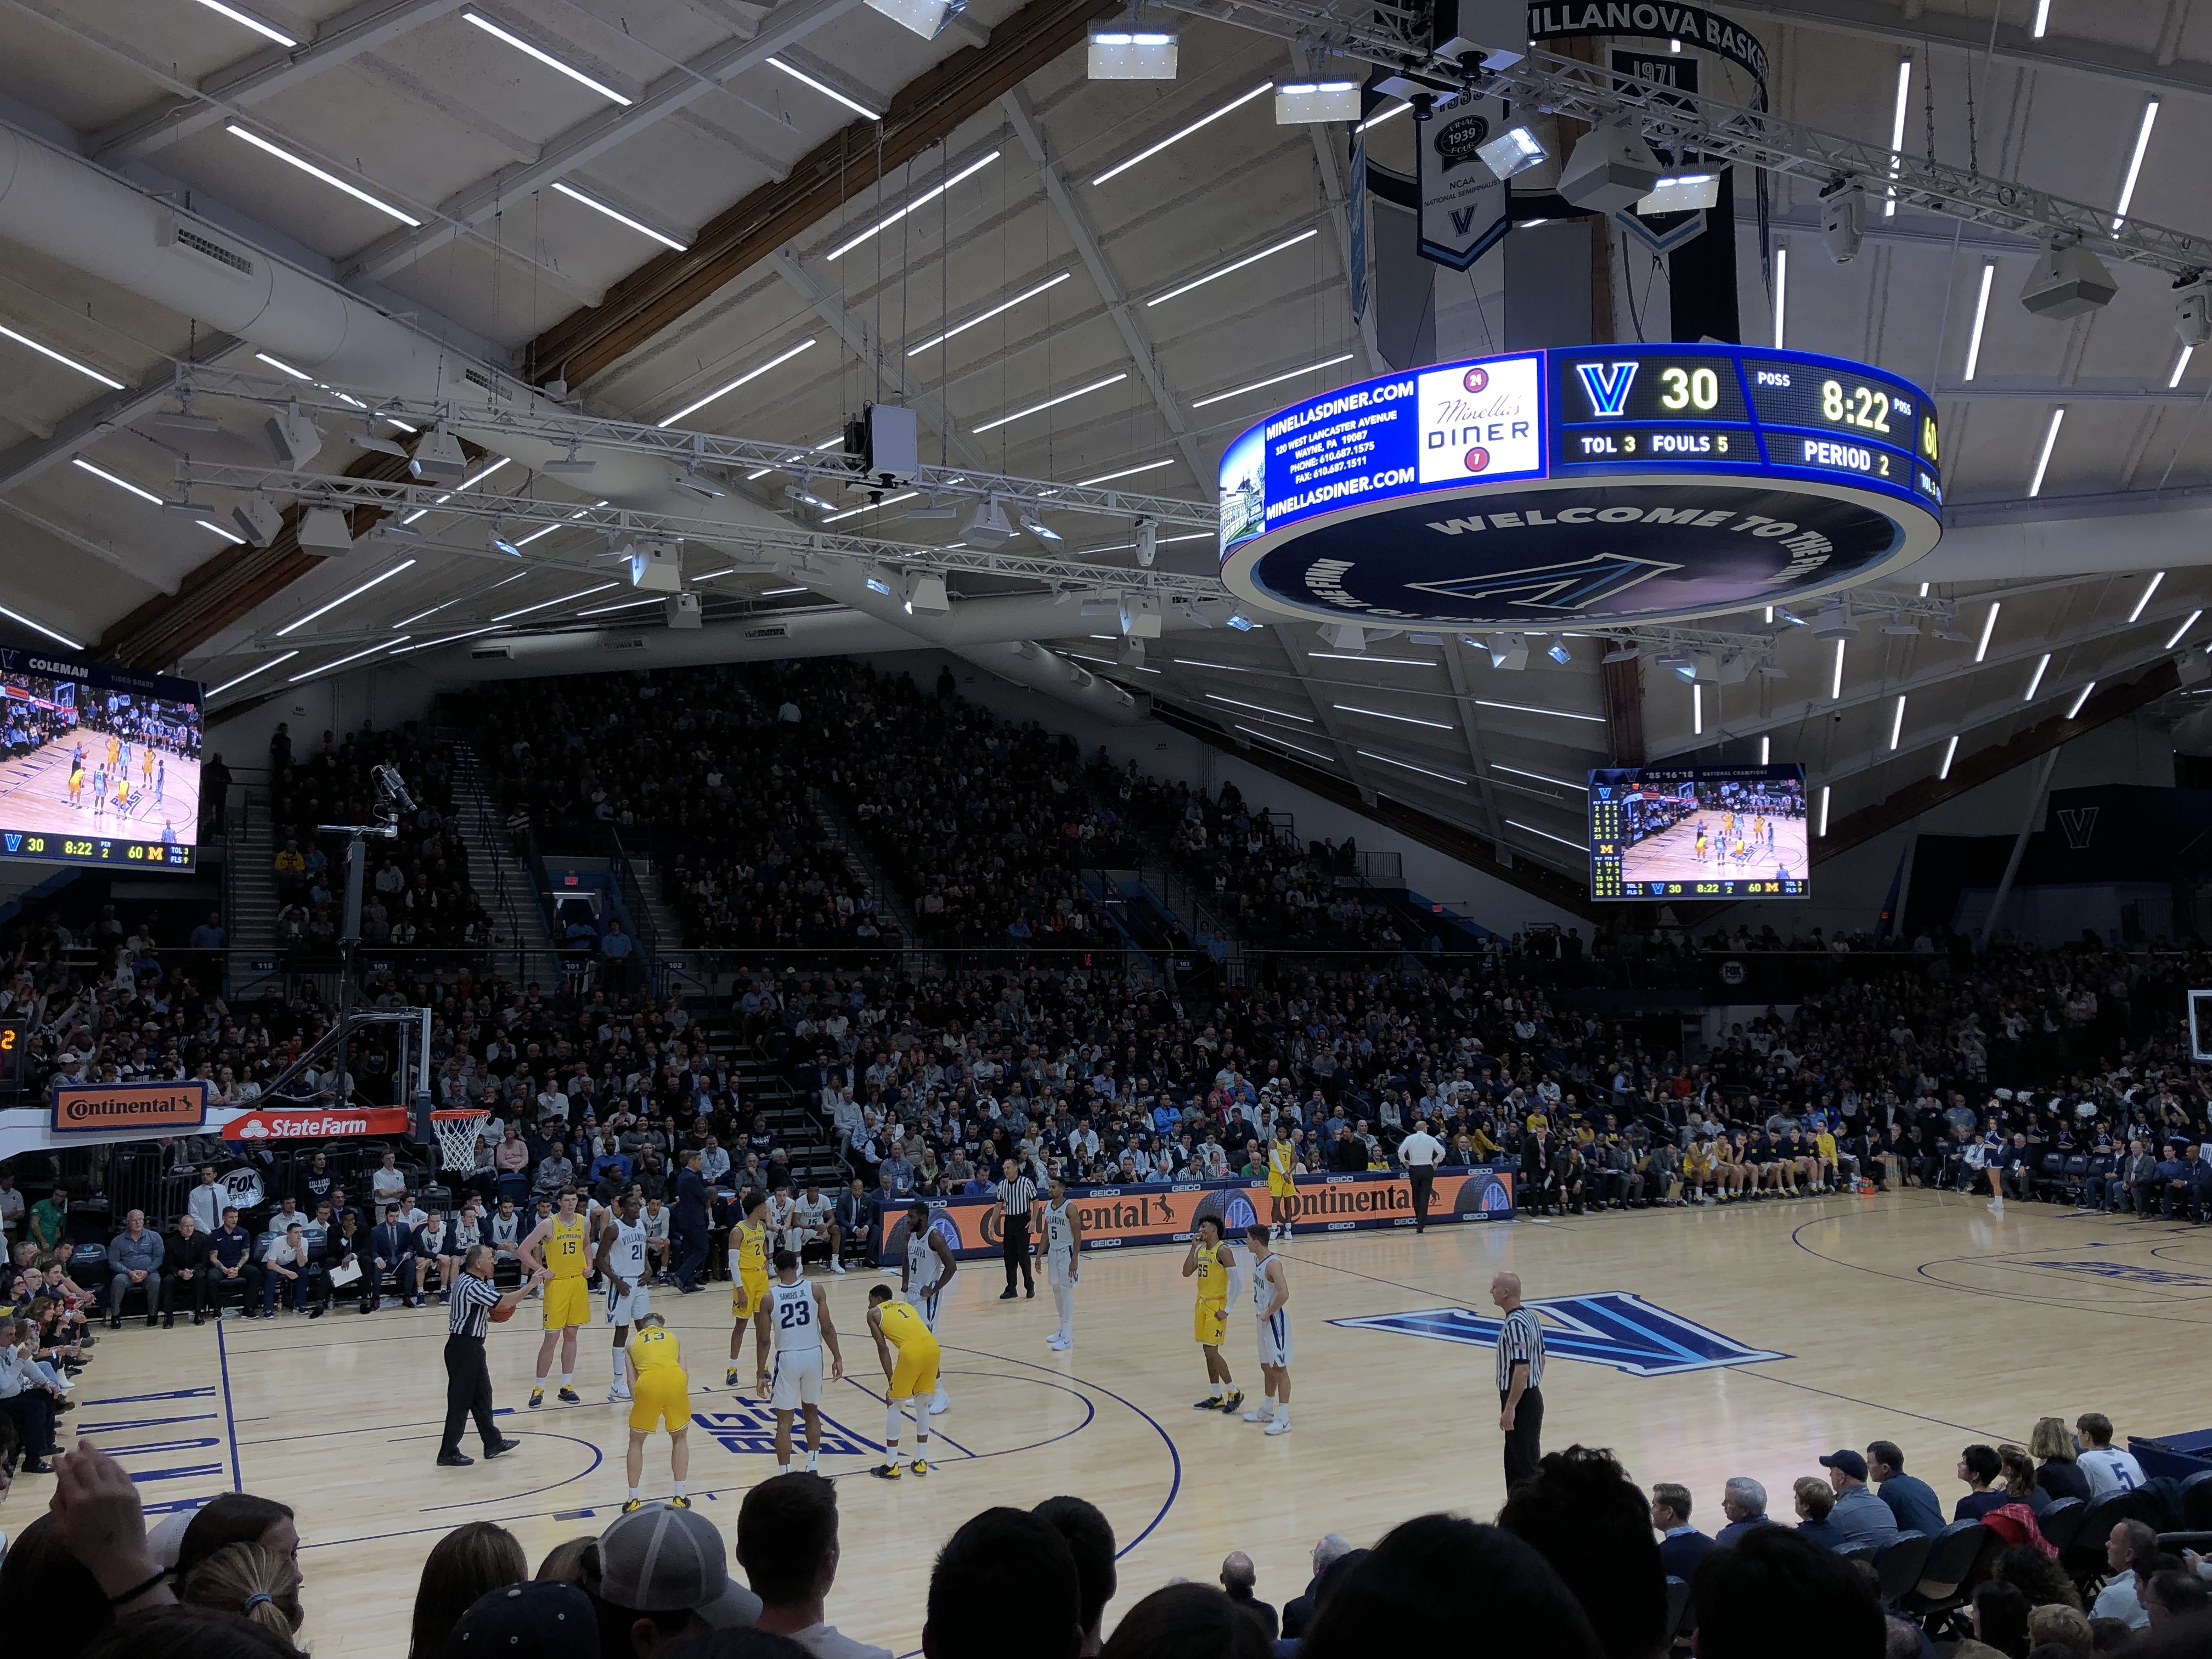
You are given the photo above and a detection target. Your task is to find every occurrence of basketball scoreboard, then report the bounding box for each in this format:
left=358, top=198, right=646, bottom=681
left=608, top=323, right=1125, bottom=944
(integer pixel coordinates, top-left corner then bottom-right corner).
left=1588, top=763, right=1810, bottom=902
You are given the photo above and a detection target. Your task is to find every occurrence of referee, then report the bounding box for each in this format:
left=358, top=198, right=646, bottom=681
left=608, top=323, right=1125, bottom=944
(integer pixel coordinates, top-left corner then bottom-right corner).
left=1492, top=1271, right=1544, bottom=1491
left=1398, top=1118, right=1446, bottom=1233
left=997, top=1158, right=1037, bottom=1300
left=437, top=1244, right=533, bottom=1467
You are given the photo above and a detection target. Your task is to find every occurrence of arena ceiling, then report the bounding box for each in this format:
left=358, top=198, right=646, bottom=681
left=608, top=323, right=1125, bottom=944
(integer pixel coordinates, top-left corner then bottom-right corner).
left=0, top=0, right=2209, bottom=889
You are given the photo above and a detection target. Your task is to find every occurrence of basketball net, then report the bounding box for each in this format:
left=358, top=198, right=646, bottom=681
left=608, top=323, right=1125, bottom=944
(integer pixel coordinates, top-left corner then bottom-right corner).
left=430, top=1109, right=489, bottom=1172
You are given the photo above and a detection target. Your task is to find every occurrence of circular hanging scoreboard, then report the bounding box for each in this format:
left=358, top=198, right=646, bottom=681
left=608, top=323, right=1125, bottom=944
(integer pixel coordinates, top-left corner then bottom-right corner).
left=1217, top=345, right=1942, bottom=629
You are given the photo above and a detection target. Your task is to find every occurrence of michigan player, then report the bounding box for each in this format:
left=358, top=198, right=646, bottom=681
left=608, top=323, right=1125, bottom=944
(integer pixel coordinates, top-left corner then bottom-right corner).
left=1266, top=1126, right=1297, bottom=1240
left=1037, top=1176, right=1082, bottom=1351
left=65, top=757, right=82, bottom=808
left=766, top=1248, right=843, bottom=1475
left=1180, top=1214, right=1243, bottom=1414
left=518, top=1187, right=590, bottom=1407
left=899, top=1200, right=957, bottom=1413
left=594, top=1192, right=651, bottom=1402
left=866, top=1283, right=939, bottom=1480
left=727, top=1189, right=772, bottom=1392
left=1242, top=1223, right=1293, bottom=1435
left=621, top=1313, right=691, bottom=1511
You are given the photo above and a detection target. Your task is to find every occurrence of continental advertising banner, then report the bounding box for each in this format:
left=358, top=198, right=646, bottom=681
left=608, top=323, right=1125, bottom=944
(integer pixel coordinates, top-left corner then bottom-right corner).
left=871, top=1167, right=1515, bottom=1265
left=50, top=1079, right=211, bottom=1135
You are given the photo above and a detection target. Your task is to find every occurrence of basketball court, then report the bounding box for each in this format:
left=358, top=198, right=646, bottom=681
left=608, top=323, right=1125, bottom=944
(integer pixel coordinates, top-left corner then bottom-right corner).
left=1620, top=810, right=1809, bottom=888
left=0, top=725, right=200, bottom=847
left=70, top=1190, right=2209, bottom=1655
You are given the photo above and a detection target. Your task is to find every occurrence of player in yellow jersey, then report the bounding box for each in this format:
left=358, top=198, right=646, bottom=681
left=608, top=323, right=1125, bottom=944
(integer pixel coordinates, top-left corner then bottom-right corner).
left=866, top=1283, right=939, bottom=1479
left=621, top=1313, right=692, bottom=1511
left=1265, top=1126, right=1298, bottom=1240
left=1693, top=828, right=1707, bottom=864
left=727, top=1189, right=772, bottom=1390
left=1180, top=1214, right=1244, bottom=1414
left=518, top=1187, right=591, bottom=1407
left=66, top=761, right=82, bottom=807
left=106, top=733, right=118, bottom=770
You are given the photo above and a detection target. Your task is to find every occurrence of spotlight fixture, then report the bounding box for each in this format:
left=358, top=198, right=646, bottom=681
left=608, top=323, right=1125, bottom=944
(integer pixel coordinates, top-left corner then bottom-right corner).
left=348, top=424, right=408, bottom=458
left=1880, top=613, right=1921, bottom=636
left=543, top=443, right=597, bottom=478
left=1225, top=612, right=1256, bottom=631
left=864, top=0, right=964, bottom=41
left=1476, top=125, right=1547, bottom=180
left=1018, top=509, right=1062, bottom=542
left=231, top=493, right=285, bottom=546
left=864, top=566, right=894, bottom=596
left=1274, top=82, right=1361, bottom=123
left=1558, top=126, right=1662, bottom=213
left=1652, top=650, right=1689, bottom=672
left=1820, top=178, right=1864, bottom=263
left=264, top=399, right=323, bottom=469
left=962, top=495, right=1015, bottom=545
left=2021, top=236, right=2118, bottom=320
left=1636, top=173, right=1719, bottom=215
left=1087, top=27, right=1176, bottom=78
left=1810, top=602, right=1858, bottom=639
left=1487, top=631, right=1530, bottom=671
left=296, top=505, right=356, bottom=553
left=674, top=466, right=725, bottom=499
left=1601, top=639, right=1639, bottom=664
left=901, top=571, right=950, bottom=614
left=1774, top=605, right=1808, bottom=627
left=1546, top=640, right=1572, bottom=665
left=907, top=496, right=957, bottom=520
left=1930, top=612, right=1971, bottom=643
left=409, top=423, right=468, bottom=482
left=2176, top=273, right=2212, bottom=348
left=155, top=394, right=221, bottom=435
left=1120, top=592, right=1164, bottom=637
left=1756, top=656, right=1788, bottom=679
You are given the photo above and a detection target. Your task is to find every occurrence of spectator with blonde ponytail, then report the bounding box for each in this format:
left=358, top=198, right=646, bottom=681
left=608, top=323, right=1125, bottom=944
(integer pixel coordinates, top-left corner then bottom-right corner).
left=179, top=1541, right=304, bottom=1648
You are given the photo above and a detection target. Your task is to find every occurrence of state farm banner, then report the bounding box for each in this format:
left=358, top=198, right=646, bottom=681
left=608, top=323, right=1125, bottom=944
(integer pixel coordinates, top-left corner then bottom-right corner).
left=221, top=1106, right=413, bottom=1141
left=871, top=1167, right=1516, bottom=1265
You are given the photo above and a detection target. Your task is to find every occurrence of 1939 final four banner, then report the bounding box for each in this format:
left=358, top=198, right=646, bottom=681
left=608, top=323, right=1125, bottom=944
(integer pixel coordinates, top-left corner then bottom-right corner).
left=871, top=1167, right=1515, bottom=1265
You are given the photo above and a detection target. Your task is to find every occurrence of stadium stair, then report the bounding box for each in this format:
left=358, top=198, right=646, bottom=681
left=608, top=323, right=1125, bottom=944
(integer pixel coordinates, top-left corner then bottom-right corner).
left=691, top=996, right=846, bottom=1186
left=447, top=740, right=563, bottom=989
left=225, top=785, right=281, bottom=1001
left=806, top=788, right=929, bottom=960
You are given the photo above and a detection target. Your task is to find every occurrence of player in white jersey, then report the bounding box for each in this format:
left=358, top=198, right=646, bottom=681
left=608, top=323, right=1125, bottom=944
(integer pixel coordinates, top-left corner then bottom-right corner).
left=793, top=1181, right=842, bottom=1273
left=1242, top=1222, right=1293, bottom=1435
left=765, top=1248, right=843, bottom=1473
left=766, top=1189, right=800, bottom=1256
left=1036, top=1177, right=1084, bottom=1351
left=592, top=1193, right=652, bottom=1401
left=899, top=1200, right=958, bottom=1414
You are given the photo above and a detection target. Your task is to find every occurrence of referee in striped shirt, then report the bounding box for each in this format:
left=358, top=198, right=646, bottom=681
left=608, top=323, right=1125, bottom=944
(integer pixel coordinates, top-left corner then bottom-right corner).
left=437, top=1244, right=533, bottom=1467
left=997, top=1159, right=1037, bottom=1300
left=1492, top=1271, right=1545, bottom=1491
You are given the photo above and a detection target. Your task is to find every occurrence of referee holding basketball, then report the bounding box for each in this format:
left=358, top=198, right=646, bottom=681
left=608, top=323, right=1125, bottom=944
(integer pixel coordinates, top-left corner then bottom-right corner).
left=437, top=1244, right=535, bottom=1467
left=1493, top=1271, right=1545, bottom=1491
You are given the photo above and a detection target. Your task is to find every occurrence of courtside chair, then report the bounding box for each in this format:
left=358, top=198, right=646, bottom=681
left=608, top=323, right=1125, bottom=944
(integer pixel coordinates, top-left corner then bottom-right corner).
left=1900, top=1520, right=1991, bottom=1627
left=2036, top=1497, right=2088, bottom=1558
left=1873, top=1532, right=1933, bottom=1610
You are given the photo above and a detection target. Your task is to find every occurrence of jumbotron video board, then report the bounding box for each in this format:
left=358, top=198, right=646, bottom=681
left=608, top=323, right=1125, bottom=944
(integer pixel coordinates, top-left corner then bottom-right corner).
left=0, top=647, right=201, bottom=870
left=1589, top=764, right=1808, bottom=900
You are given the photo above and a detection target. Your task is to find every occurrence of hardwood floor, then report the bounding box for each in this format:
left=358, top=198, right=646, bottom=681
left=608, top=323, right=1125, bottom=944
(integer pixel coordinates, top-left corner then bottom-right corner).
left=35, top=1186, right=2211, bottom=1655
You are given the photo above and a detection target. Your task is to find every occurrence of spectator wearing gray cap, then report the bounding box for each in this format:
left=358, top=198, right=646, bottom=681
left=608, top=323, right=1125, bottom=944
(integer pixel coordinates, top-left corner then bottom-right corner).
left=588, top=1500, right=761, bottom=1656
left=1817, top=1449, right=1900, bottom=1547
left=444, top=1582, right=597, bottom=1659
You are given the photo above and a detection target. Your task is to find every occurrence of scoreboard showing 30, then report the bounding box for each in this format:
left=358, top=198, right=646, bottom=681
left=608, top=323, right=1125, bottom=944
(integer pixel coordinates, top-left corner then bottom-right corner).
left=1219, top=345, right=1944, bottom=630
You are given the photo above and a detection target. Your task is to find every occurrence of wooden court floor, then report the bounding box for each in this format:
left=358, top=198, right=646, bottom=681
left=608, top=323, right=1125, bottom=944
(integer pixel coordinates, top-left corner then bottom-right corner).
left=36, top=1188, right=2212, bottom=1656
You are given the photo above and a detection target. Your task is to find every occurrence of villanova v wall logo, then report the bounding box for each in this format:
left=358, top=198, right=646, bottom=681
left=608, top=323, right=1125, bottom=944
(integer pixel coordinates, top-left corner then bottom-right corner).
left=2057, top=806, right=2100, bottom=850
left=1331, top=1291, right=1787, bottom=1378
left=1575, top=361, right=1641, bottom=417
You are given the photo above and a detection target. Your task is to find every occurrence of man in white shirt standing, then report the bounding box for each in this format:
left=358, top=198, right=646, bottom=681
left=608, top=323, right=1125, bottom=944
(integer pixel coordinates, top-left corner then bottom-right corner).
left=1398, top=1118, right=1447, bottom=1235
left=2075, top=1412, right=2148, bottom=1494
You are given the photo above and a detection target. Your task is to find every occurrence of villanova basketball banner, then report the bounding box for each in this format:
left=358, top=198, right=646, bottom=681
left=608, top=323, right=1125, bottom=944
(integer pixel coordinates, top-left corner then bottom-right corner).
left=871, top=1167, right=1516, bottom=1265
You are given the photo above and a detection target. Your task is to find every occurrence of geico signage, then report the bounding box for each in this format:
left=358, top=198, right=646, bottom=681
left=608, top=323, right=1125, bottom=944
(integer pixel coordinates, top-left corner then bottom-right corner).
left=222, top=1107, right=412, bottom=1141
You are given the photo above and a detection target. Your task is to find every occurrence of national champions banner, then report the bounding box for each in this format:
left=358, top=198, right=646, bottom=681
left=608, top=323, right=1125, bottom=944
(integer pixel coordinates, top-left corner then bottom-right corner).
left=871, top=1167, right=1516, bottom=1265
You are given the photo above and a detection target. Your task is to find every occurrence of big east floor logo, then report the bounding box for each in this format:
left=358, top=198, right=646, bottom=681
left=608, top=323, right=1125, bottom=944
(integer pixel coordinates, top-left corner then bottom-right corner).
left=1331, top=1291, right=1786, bottom=1378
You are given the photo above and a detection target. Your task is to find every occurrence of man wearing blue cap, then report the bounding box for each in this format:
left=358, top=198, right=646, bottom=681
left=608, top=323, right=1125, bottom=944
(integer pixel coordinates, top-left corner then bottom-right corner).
left=1818, top=1449, right=1900, bottom=1547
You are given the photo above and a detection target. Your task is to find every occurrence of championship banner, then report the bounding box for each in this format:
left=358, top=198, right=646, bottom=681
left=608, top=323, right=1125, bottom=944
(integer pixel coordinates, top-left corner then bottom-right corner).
left=50, top=1079, right=210, bottom=1135
left=221, top=1107, right=413, bottom=1142
left=871, top=1167, right=1516, bottom=1265
left=1417, top=96, right=1511, bottom=270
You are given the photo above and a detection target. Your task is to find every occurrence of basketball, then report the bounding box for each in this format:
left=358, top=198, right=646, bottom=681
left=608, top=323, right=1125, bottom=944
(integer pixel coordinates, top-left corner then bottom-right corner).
left=489, top=1301, right=517, bottom=1323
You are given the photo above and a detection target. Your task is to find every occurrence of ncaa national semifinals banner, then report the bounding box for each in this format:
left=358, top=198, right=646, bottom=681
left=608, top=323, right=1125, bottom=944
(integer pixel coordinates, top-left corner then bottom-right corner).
left=870, top=1167, right=1516, bottom=1265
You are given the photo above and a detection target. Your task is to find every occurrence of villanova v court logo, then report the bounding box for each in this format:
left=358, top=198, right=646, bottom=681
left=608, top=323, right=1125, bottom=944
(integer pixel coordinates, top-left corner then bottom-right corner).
left=1331, top=1291, right=1788, bottom=1378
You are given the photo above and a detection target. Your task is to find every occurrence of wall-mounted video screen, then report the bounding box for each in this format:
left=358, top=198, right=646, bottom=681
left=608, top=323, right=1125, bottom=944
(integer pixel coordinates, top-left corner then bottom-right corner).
left=1589, top=763, right=1807, bottom=900
left=0, top=647, right=201, bottom=869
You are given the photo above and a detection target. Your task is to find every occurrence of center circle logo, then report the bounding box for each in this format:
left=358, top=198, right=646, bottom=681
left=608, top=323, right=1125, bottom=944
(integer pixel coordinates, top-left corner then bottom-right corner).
left=1463, top=448, right=1490, bottom=473
left=1463, top=367, right=1489, bottom=393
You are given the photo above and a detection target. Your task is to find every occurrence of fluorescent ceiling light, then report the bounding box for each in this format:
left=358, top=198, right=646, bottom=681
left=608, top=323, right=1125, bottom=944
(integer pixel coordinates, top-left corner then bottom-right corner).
left=747, top=432, right=842, bottom=479
left=1962, top=261, right=1994, bottom=380
left=909, top=272, right=1071, bottom=357
left=2066, top=680, right=2096, bottom=720
left=186, top=0, right=296, bottom=47
left=1938, top=733, right=1959, bottom=780
left=396, top=598, right=460, bottom=628
left=226, top=125, right=421, bottom=226
left=576, top=596, right=667, bottom=616
left=71, top=455, right=162, bottom=506
left=821, top=490, right=918, bottom=523
left=1205, top=692, right=1312, bottom=723
left=1307, top=651, right=1434, bottom=665
left=1234, top=724, right=1336, bottom=764
left=0, top=603, right=80, bottom=648
left=1172, top=658, right=1252, bottom=672
left=2129, top=570, right=2165, bottom=623
left=2032, top=0, right=2051, bottom=36
left=1818, top=785, right=1831, bottom=836
left=1471, top=697, right=1606, bottom=723
left=1636, top=174, right=1719, bottom=215
left=1507, top=819, right=1589, bottom=854
left=2171, top=345, right=2195, bottom=388
left=972, top=372, right=1125, bottom=435
left=2112, top=97, right=2159, bottom=232
left=289, top=639, right=403, bottom=682
left=766, top=57, right=880, bottom=120
left=493, top=582, right=619, bottom=622
left=659, top=338, right=817, bottom=428
left=514, top=505, right=600, bottom=549
left=2168, top=609, right=2203, bottom=650
left=550, top=181, right=685, bottom=251
left=1771, top=244, right=1787, bottom=349
left=693, top=567, right=737, bottom=580
left=1976, top=600, right=2000, bottom=662
left=462, top=12, right=630, bottom=105
left=206, top=651, right=298, bottom=697
left=1092, top=82, right=1274, bottom=187
left=390, top=627, right=506, bottom=653
left=2023, top=651, right=2051, bottom=701
left=1356, top=100, right=1410, bottom=133
left=1148, top=228, right=1318, bottom=307
left=1357, top=749, right=1466, bottom=785
left=1075, top=458, right=1175, bottom=487
left=1190, top=354, right=1354, bottom=409
left=827, top=151, right=999, bottom=261
left=1830, top=639, right=1846, bottom=700
left=0, top=322, right=123, bottom=389
left=2028, top=407, right=2065, bottom=498
left=256, top=351, right=313, bottom=381
left=1693, top=682, right=1703, bottom=735
left=197, top=518, right=246, bottom=545
left=1334, top=703, right=1453, bottom=730
left=1884, top=57, right=1911, bottom=217
left=275, top=558, right=417, bottom=636
left=1493, top=763, right=1579, bottom=789
left=760, top=585, right=810, bottom=596
left=1888, top=693, right=1906, bottom=750
left=400, top=455, right=511, bottom=523
left=1276, top=82, right=1361, bottom=125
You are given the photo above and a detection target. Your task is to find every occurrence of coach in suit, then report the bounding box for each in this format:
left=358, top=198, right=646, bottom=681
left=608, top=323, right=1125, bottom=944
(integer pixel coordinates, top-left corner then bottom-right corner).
left=367, top=1204, right=421, bottom=1312
left=673, top=1149, right=711, bottom=1293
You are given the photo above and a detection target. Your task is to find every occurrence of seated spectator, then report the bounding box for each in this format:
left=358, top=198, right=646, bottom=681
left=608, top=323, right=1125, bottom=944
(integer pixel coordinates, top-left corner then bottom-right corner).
left=1956, top=1444, right=2011, bottom=1521
left=0, top=1316, right=61, bottom=1472
left=1650, top=1482, right=1714, bottom=1579
left=1717, top=1477, right=1776, bottom=1545
left=408, top=1520, right=528, bottom=1658
left=2145, top=1568, right=2211, bottom=1631
left=1034, top=1496, right=1116, bottom=1659
left=162, top=1210, right=212, bottom=1327
left=2091, top=1521, right=2159, bottom=1628
left=443, top=1582, right=599, bottom=1659
left=1217, top=1551, right=1276, bottom=1639
left=260, top=1223, right=320, bottom=1318
left=104, top=1208, right=165, bottom=1329
left=179, top=1492, right=301, bottom=1584
left=1994, top=1543, right=2082, bottom=1612
left=180, top=1541, right=305, bottom=1645
left=584, top=1499, right=761, bottom=1655
left=1301, top=1515, right=1600, bottom=1659
left=2074, top=1414, right=2147, bottom=1496
left=1795, top=1477, right=1848, bottom=1549
left=1689, top=1525, right=1886, bottom=1659
left=1280, top=1533, right=1351, bottom=1639
left=2027, top=1604, right=2096, bottom=1652
left=1997, top=1446, right=2051, bottom=1517
left=1867, top=1441, right=1945, bottom=1538
left=2030, top=1417, right=2092, bottom=1504
left=923, top=1508, right=1081, bottom=1659
left=1497, top=1445, right=1667, bottom=1659
left=1096, top=1583, right=1272, bottom=1659
left=210, top=1206, right=254, bottom=1312
left=1819, top=1449, right=1900, bottom=1545
left=737, top=1472, right=890, bottom=1659
left=1956, top=1579, right=2033, bottom=1659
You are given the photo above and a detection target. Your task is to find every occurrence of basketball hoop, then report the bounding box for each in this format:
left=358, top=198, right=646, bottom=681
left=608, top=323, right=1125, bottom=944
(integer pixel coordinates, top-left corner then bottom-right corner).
left=430, top=1108, right=489, bottom=1172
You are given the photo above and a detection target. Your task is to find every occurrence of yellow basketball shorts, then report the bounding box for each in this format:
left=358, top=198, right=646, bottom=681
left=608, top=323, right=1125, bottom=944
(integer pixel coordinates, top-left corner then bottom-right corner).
left=628, top=1369, right=691, bottom=1433
left=543, top=1276, right=591, bottom=1330
left=1194, top=1298, right=1228, bottom=1347
left=733, top=1271, right=769, bottom=1318
left=889, top=1341, right=941, bottom=1401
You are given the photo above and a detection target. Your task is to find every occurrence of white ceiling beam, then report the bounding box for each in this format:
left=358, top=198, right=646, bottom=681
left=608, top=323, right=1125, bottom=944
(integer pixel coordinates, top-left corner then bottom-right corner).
left=1277, top=629, right=1380, bottom=804
left=342, top=0, right=859, bottom=285
left=0, top=496, right=178, bottom=593
left=0, top=336, right=246, bottom=495
left=1288, top=44, right=1385, bottom=379
left=1000, top=88, right=1207, bottom=484
left=1439, top=634, right=1509, bottom=840
left=92, top=0, right=473, bottom=166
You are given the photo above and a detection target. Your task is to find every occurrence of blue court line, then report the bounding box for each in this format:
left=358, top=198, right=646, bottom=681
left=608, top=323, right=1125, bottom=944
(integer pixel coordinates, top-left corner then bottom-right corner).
left=216, top=1316, right=245, bottom=1491
left=399, top=1433, right=607, bottom=1513
left=77, top=1386, right=216, bottom=1407
left=838, top=1374, right=978, bottom=1458
left=75, top=1414, right=218, bottom=1435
